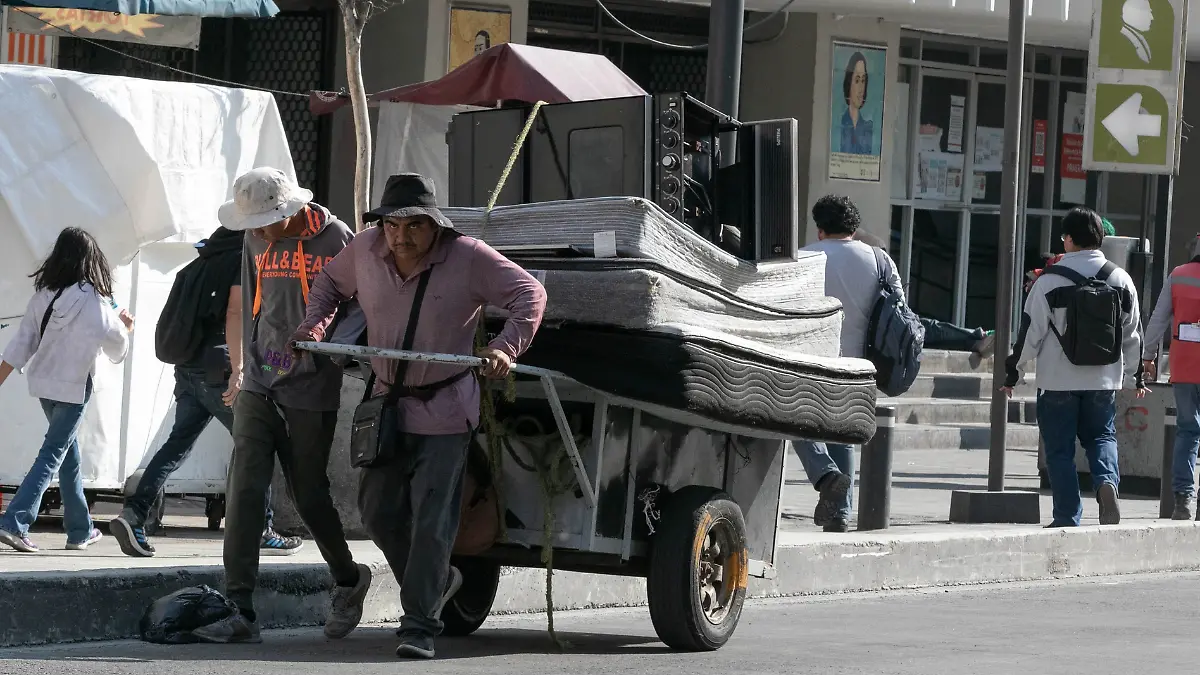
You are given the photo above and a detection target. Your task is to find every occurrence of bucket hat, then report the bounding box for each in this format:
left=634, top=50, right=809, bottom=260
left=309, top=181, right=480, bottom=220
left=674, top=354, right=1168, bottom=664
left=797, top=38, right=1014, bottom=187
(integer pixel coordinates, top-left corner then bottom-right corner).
left=218, top=167, right=313, bottom=232
left=363, top=173, right=454, bottom=230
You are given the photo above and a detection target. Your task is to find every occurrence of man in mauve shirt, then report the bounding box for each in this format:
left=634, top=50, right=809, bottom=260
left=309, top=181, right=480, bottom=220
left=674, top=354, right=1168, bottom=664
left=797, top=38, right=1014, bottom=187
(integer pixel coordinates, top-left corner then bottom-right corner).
left=292, top=173, right=546, bottom=660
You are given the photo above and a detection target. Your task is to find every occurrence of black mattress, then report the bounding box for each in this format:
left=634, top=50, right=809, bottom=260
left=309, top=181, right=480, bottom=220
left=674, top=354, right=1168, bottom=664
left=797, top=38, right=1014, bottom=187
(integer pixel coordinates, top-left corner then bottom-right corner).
left=499, top=322, right=877, bottom=444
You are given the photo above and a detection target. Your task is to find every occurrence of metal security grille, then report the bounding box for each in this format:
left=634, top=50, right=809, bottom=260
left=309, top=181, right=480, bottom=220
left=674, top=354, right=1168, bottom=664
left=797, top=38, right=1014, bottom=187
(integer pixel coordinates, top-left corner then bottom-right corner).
left=56, top=39, right=197, bottom=82
left=229, top=13, right=333, bottom=200
left=528, top=0, right=709, bottom=98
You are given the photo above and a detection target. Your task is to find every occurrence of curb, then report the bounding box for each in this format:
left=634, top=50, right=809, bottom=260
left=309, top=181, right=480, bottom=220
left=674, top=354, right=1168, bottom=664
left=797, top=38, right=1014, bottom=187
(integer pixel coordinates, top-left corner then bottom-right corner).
left=5, top=522, right=1200, bottom=647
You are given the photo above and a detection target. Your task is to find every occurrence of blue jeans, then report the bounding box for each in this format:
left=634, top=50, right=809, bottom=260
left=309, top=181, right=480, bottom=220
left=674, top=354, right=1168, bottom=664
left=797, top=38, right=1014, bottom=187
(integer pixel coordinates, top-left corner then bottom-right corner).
left=123, top=368, right=274, bottom=530
left=1172, top=383, right=1200, bottom=497
left=793, top=441, right=855, bottom=520
left=0, top=377, right=94, bottom=543
left=1037, top=389, right=1120, bottom=526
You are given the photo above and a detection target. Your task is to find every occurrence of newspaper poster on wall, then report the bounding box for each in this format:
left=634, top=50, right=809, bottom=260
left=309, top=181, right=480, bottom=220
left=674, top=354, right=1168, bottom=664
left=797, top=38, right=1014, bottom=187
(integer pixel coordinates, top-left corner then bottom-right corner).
left=447, top=5, right=511, bottom=73
left=828, top=40, right=886, bottom=182
left=915, top=125, right=963, bottom=201
left=1061, top=91, right=1087, bottom=204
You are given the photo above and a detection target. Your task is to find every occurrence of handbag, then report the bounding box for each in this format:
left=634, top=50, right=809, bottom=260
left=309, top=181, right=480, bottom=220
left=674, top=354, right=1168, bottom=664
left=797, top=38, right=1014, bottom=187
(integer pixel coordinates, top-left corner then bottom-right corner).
left=349, top=268, right=433, bottom=469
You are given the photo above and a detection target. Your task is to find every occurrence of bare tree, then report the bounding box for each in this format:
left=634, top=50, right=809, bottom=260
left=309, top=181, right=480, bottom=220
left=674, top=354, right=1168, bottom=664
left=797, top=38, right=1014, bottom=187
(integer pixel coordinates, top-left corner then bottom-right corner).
left=338, top=0, right=399, bottom=231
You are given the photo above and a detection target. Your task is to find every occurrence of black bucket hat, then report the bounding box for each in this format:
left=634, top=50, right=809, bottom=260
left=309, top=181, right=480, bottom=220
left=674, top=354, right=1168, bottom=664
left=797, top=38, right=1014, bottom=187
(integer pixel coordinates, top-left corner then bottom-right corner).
left=363, top=173, right=455, bottom=230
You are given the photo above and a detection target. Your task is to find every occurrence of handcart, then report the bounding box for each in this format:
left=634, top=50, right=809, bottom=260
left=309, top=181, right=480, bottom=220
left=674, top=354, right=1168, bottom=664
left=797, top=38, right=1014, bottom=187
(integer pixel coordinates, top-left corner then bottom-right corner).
left=298, top=341, right=791, bottom=651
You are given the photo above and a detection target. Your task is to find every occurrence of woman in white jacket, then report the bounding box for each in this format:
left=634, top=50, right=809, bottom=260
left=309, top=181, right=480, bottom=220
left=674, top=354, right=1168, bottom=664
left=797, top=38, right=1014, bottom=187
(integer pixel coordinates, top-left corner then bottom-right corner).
left=0, top=228, right=134, bottom=553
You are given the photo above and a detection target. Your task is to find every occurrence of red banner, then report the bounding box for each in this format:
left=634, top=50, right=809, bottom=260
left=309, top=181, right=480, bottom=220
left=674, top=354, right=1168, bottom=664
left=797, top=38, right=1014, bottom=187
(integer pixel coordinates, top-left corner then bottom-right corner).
left=1031, top=120, right=1047, bottom=174
left=1061, top=133, right=1086, bottom=180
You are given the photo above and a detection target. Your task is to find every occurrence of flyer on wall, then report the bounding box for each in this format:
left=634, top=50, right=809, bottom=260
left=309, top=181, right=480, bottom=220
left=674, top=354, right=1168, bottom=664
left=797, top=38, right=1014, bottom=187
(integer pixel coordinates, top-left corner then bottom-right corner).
left=1060, top=92, right=1087, bottom=204
left=828, top=40, right=887, bottom=182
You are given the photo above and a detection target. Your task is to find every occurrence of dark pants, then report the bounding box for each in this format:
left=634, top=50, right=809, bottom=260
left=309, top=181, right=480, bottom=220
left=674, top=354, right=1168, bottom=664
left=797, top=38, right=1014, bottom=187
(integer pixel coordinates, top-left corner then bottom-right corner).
left=359, top=432, right=471, bottom=637
left=224, top=391, right=357, bottom=614
left=123, top=368, right=274, bottom=529
left=920, top=317, right=985, bottom=352
left=1037, top=389, right=1120, bottom=526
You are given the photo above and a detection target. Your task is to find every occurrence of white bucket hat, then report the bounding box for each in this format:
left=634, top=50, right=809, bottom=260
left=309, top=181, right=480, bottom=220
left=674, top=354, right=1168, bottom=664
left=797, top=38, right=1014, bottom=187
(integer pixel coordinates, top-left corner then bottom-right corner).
left=218, top=167, right=313, bottom=232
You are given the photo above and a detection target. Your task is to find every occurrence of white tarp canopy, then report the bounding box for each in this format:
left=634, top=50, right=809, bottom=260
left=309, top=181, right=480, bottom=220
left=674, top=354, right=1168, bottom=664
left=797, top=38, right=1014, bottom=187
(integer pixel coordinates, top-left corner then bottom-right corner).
left=372, top=101, right=483, bottom=207
left=0, top=65, right=296, bottom=492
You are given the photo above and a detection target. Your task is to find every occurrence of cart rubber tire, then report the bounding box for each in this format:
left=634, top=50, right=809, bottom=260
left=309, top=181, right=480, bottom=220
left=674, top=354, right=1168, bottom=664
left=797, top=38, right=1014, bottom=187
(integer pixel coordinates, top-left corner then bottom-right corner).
left=647, top=486, right=749, bottom=652
left=441, top=556, right=501, bottom=637
left=206, top=497, right=225, bottom=531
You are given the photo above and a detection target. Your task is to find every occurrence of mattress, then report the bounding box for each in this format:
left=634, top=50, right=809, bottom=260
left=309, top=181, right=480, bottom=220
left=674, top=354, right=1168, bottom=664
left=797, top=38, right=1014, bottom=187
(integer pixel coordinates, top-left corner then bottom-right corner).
left=497, top=321, right=877, bottom=444
left=488, top=257, right=845, bottom=358
left=443, top=197, right=827, bottom=311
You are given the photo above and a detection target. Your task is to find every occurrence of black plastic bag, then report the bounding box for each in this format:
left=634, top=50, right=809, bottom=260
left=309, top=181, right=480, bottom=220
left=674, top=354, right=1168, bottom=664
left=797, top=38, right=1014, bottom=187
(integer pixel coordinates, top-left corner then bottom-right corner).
left=139, top=585, right=238, bottom=644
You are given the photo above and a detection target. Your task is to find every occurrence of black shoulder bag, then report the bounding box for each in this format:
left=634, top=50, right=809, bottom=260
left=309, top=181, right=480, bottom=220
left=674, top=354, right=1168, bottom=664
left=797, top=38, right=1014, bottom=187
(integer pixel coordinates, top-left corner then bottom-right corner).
left=349, top=268, right=433, bottom=469
left=39, top=288, right=66, bottom=339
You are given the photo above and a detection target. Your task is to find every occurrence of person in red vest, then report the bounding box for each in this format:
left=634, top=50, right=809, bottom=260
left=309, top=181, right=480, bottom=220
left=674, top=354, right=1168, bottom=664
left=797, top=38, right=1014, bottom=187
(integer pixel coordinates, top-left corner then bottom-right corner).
left=1143, top=235, right=1200, bottom=520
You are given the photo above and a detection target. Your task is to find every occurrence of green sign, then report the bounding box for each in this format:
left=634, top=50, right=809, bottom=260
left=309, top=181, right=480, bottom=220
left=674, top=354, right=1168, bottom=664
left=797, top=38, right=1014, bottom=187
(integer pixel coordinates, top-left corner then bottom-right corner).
left=1097, top=0, right=1178, bottom=71
left=1084, top=0, right=1188, bottom=174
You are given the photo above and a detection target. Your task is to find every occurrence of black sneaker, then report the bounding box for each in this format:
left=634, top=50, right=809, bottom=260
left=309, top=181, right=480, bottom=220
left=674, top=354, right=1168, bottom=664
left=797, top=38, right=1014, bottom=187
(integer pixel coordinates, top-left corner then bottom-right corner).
left=813, top=472, right=851, bottom=528
left=111, top=515, right=156, bottom=557
left=823, top=518, right=850, bottom=533
left=1096, top=482, right=1121, bottom=525
left=1173, top=493, right=1194, bottom=521
left=396, top=632, right=435, bottom=659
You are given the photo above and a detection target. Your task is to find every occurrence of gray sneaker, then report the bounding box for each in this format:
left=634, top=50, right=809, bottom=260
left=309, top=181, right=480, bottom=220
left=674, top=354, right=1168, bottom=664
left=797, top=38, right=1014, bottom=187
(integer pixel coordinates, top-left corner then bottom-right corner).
left=396, top=632, right=436, bottom=659
left=192, top=612, right=262, bottom=644
left=1173, top=493, right=1194, bottom=521
left=1097, top=482, right=1121, bottom=525
left=813, top=472, right=851, bottom=528
left=324, top=563, right=372, bottom=639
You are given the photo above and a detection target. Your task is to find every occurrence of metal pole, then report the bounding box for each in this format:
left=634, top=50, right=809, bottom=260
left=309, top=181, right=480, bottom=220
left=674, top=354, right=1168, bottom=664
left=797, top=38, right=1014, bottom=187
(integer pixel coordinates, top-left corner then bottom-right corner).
left=705, top=0, right=744, bottom=166
left=988, top=0, right=1026, bottom=492
left=1160, top=406, right=1178, bottom=519
left=858, top=406, right=895, bottom=531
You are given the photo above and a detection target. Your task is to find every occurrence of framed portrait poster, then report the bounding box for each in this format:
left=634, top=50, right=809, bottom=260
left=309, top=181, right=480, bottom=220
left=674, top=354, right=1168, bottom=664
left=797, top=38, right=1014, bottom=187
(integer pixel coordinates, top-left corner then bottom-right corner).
left=828, top=40, right=887, bottom=182
left=448, top=5, right=511, bottom=73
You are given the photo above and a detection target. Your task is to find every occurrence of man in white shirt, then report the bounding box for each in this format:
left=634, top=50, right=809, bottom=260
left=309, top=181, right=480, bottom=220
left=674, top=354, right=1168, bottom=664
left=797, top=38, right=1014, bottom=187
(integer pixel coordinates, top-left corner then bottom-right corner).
left=1004, top=206, right=1147, bottom=527
left=794, top=195, right=904, bottom=532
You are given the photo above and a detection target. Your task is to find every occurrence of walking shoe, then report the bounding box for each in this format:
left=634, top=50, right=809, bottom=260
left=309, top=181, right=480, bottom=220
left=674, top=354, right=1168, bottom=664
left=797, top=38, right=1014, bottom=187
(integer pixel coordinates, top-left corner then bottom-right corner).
left=968, top=332, right=997, bottom=370
left=434, top=566, right=463, bottom=619
left=192, top=611, right=262, bottom=644
left=1097, top=482, right=1121, bottom=525
left=395, top=632, right=436, bottom=659
left=1173, top=493, right=1194, bottom=521
left=813, top=472, right=852, bottom=528
left=325, top=562, right=372, bottom=639
left=0, top=529, right=38, bottom=553
left=66, top=528, right=103, bottom=551
left=110, top=515, right=156, bottom=557
left=824, top=518, right=850, bottom=533
left=260, top=528, right=304, bottom=556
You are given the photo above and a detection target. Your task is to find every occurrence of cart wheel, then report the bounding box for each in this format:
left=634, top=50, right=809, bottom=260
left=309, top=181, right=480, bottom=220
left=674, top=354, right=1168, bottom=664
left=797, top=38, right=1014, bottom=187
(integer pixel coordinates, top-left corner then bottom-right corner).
left=205, top=496, right=226, bottom=531
left=441, top=556, right=501, bottom=636
left=647, top=486, right=748, bottom=652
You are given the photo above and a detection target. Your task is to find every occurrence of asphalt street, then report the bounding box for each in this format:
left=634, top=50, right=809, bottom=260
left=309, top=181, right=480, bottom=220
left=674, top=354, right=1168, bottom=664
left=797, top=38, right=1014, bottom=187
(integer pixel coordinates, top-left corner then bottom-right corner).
left=3, top=572, right=1196, bottom=675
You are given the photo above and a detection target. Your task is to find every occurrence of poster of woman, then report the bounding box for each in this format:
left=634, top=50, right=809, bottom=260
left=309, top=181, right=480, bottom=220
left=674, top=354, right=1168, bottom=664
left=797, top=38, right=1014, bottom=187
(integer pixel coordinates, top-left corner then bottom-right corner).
left=829, top=41, right=887, bottom=182
left=448, top=6, right=511, bottom=73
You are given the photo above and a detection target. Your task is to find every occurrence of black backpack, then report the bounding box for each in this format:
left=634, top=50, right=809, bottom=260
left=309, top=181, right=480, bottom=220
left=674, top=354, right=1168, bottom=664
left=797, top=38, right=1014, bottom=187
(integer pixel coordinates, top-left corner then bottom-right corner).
left=155, top=257, right=209, bottom=365
left=863, top=248, right=925, bottom=396
left=1042, top=262, right=1125, bottom=367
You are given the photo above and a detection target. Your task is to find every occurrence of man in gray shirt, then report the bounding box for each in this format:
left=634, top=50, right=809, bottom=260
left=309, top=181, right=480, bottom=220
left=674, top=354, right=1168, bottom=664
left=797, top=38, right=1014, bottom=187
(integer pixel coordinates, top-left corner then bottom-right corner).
left=793, top=195, right=904, bottom=532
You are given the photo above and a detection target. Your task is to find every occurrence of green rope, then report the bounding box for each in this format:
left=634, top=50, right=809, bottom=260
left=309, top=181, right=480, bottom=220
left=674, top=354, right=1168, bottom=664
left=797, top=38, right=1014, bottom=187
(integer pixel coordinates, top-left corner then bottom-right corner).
left=472, top=101, right=573, bottom=648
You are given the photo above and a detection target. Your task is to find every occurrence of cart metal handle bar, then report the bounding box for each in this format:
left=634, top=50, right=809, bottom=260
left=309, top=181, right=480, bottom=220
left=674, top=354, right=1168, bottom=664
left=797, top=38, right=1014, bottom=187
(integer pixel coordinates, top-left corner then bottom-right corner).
left=294, top=341, right=597, bottom=508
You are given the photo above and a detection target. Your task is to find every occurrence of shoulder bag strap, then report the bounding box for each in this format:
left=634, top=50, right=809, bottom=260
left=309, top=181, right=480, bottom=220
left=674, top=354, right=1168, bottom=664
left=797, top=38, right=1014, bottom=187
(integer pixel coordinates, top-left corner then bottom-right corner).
left=871, top=247, right=888, bottom=290
left=1041, top=264, right=1088, bottom=285
left=39, top=288, right=66, bottom=339
left=377, top=268, right=434, bottom=407
left=1094, top=261, right=1118, bottom=283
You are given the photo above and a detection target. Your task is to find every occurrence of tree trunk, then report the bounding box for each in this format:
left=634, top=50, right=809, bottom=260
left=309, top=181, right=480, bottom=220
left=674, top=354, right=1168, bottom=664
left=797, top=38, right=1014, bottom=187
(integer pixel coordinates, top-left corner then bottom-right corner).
left=341, top=9, right=371, bottom=232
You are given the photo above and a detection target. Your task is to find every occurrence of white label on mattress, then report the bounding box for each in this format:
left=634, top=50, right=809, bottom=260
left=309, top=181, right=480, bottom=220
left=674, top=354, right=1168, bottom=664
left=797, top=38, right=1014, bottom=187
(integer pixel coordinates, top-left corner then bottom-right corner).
left=593, top=230, right=617, bottom=258
left=529, top=269, right=547, bottom=285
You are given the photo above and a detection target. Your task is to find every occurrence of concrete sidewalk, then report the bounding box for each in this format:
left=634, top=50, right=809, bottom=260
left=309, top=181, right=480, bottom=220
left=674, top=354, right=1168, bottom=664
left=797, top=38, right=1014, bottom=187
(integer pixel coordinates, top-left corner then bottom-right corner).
left=2, top=446, right=1197, bottom=648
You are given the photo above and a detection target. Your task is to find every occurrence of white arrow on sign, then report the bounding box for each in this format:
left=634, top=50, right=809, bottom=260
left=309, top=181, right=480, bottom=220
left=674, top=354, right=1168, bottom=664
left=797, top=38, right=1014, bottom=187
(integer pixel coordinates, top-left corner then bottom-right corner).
left=1101, top=92, right=1162, bottom=156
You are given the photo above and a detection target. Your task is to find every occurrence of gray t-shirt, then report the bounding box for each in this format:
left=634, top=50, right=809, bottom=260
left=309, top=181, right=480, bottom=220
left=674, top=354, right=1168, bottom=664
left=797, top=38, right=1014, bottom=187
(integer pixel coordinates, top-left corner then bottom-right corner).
left=801, top=237, right=903, bottom=358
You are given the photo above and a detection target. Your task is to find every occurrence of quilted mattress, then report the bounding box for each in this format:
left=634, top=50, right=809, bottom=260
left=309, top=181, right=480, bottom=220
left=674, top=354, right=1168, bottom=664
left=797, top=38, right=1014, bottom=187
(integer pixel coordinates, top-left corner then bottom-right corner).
left=496, top=321, right=877, bottom=444
left=490, top=256, right=845, bottom=358
left=443, top=197, right=827, bottom=311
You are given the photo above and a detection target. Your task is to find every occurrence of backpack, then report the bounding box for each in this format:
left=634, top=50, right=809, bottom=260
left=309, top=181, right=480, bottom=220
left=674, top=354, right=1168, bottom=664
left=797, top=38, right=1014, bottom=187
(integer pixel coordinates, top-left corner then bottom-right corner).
left=154, top=257, right=210, bottom=365
left=1042, top=262, right=1124, bottom=367
left=863, top=248, right=924, bottom=396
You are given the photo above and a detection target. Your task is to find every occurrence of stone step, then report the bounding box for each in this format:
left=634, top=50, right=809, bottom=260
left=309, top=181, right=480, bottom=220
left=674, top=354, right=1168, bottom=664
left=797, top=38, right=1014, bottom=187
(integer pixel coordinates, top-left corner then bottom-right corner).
left=920, top=348, right=1036, bottom=377
left=882, top=397, right=1037, bottom=425
left=890, top=421, right=1041, bottom=451
left=901, top=373, right=1037, bottom=400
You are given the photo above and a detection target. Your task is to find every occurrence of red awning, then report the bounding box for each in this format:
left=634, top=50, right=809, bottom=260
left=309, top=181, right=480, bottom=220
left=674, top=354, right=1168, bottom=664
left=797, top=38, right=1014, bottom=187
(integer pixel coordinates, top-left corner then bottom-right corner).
left=309, top=43, right=647, bottom=115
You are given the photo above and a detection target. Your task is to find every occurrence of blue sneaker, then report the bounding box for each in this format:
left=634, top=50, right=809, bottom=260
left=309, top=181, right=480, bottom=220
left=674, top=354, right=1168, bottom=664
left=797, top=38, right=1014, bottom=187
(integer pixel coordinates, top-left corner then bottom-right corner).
left=110, top=515, right=155, bottom=557
left=261, top=528, right=303, bottom=556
